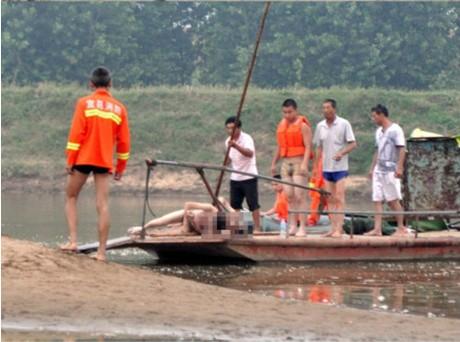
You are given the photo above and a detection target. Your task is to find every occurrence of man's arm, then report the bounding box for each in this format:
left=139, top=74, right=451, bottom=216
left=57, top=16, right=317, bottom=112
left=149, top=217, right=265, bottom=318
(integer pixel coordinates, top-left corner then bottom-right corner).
left=271, top=146, right=280, bottom=176
left=333, top=141, right=357, bottom=161
left=333, top=121, right=357, bottom=161
left=394, top=126, right=406, bottom=179
left=312, top=145, right=322, bottom=179
left=300, top=123, right=312, bottom=176
left=368, top=150, right=378, bottom=179
left=228, top=140, right=253, bottom=158
left=65, top=100, right=86, bottom=174
left=311, top=125, right=322, bottom=178
left=395, top=146, right=406, bottom=178
left=115, top=108, right=131, bottom=180
left=261, top=207, right=276, bottom=217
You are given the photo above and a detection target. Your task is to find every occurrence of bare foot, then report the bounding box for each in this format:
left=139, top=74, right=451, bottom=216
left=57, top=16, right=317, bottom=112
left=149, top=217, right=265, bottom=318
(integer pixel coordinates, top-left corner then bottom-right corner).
left=321, top=230, right=335, bottom=238
left=322, top=230, right=344, bottom=238
left=89, top=252, right=107, bottom=262
left=59, top=242, right=78, bottom=253
left=127, top=226, right=143, bottom=235
left=295, top=228, right=307, bottom=238
left=364, top=229, right=383, bottom=236
left=392, top=228, right=411, bottom=237
left=329, top=231, right=345, bottom=238
left=289, top=226, right=298, bottom=236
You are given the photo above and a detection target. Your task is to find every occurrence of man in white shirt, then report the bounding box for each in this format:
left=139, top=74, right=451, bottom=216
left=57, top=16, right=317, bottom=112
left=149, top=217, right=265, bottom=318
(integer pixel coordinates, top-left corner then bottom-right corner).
left=366, top=104, right=409, bottom=237
left=224, top=116, right=261, bottom=232
left=313, top=99, right=357, bottom=237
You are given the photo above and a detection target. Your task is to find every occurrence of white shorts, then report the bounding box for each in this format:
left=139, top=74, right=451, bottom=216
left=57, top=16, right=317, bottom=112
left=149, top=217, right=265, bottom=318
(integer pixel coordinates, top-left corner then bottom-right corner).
left=372, top=171, right=402, bottom=202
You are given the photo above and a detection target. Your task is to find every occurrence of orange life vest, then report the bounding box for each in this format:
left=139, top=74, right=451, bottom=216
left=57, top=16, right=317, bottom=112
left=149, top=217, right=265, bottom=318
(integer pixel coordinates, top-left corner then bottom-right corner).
left=275, top=191, right=289, bottom=220
left=307, top=155, right=328, bottom=226
left=277, top=115, right=312, bottom=158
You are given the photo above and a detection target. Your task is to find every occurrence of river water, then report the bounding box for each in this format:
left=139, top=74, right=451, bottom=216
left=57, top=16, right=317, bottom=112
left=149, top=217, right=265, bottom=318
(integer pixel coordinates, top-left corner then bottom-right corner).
left=2, top=192, right=460, bottom=320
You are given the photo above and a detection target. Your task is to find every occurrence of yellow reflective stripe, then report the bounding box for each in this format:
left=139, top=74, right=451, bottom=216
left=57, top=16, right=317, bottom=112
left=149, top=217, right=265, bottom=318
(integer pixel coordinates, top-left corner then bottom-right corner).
left=66, top=142, right=80, bottom=151
left=117, top=152, right=130, bottom=160
left=84, top=109, right=121, bottom=125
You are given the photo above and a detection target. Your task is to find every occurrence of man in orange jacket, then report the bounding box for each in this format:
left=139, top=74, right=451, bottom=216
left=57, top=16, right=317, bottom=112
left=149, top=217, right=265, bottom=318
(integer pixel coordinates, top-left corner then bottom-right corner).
left=60, top=67, right=130, bottom=261
left=271, top=99, right=312, bottom=237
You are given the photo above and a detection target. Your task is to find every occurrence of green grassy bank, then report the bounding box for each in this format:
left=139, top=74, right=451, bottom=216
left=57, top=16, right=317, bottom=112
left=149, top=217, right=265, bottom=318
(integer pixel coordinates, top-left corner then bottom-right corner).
left=2, top=84, right=459, bottom=190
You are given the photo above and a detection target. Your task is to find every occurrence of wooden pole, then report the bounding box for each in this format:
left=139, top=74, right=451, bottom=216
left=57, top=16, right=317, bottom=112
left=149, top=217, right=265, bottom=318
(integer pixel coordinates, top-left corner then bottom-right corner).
left=214, top=2, right=271, bottom=199
left=150, top=159, right=329, bottom=195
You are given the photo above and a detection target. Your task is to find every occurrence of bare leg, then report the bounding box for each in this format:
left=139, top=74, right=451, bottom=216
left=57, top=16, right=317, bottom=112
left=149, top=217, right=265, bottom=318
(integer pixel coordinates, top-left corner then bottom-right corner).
left=293, top=175, right=309, bottom=237
left=388, top=200, right=409, bottom=236
left=252, top=209, right=261, bottom=232
left=146, top=210, right=185, bottom=228
left=94, top=173, right=110, bottom=261
left=334, top=178, right=346, bottom=234
left=146, top=224, right=196, bottom=236
left=330, top=178, right=347, bottom=237
left=62, top=170, right=89, bottom=251
left=128, top=209, right=187, bottom=235
left=365, top=201, right=383, bottom=236
left=283, top=182, right=297, bottom=235
left=322, top=180, right=337, bottom=237
left=218, top=196, right=236, bottom=213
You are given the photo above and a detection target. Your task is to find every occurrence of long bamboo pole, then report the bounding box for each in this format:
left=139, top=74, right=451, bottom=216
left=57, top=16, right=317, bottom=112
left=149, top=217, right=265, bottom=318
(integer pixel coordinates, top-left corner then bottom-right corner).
left=214, top=2, right=271, bottom=198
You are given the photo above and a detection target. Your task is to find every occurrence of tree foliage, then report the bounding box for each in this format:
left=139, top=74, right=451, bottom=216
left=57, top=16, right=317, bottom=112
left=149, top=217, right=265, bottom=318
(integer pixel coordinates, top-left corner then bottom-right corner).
left=2, top=2, right=459, bottom=89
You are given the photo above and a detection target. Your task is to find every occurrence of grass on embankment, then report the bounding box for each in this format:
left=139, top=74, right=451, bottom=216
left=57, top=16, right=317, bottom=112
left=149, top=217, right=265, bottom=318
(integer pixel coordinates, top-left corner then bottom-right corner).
left=2, top=83, right=459, bottom=191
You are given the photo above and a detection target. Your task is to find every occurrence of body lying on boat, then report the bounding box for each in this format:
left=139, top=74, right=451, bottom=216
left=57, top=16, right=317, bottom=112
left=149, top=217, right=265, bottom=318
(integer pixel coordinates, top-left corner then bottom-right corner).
left=78, top=214, right=460, bottom=263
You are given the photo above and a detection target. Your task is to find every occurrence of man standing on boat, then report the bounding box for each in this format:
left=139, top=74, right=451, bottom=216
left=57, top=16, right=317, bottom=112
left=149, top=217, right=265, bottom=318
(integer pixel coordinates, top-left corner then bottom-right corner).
left=225, top=116, right=261, bottom=232
left=313, top=99, right=356, bottom=237
left=271, top=99, right=312, bottom=237
left=61, top=67, right=131, bottom=261
left=366, top=104, right=409, bottom=237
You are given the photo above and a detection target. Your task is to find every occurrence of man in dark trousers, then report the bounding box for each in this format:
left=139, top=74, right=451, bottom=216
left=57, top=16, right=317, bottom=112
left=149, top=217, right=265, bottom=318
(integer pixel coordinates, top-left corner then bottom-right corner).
left=224, top=116, right=261, bottom=232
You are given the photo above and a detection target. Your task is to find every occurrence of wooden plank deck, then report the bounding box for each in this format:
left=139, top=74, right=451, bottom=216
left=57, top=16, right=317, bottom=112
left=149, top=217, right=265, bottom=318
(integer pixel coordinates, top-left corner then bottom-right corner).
left=78, top=230, right=460, bottom=262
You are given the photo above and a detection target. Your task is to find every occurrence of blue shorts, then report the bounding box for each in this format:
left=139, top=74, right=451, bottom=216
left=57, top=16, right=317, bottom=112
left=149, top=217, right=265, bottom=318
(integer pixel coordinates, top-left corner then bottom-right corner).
left=323, top=171, right=349, bottom=183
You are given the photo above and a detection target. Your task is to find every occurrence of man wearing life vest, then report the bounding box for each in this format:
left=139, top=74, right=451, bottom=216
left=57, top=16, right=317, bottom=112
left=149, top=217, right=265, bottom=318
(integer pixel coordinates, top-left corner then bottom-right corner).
left=60, top=67, right=130, bottom=261
left=271, top=99, right=312, bottom=237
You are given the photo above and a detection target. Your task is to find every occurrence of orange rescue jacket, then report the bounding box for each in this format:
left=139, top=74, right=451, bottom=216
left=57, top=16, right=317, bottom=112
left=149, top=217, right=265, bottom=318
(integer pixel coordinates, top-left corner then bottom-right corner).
left=66, top=88, right=130, bottom=174
left=275, top=191, right=289, bottom=220
left=276, top=115, right=312, bottom=158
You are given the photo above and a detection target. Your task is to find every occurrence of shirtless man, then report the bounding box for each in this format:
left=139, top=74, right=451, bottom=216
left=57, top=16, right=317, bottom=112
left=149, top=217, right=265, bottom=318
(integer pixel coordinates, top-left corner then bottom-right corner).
left=128, top=197, right=236, bottom=236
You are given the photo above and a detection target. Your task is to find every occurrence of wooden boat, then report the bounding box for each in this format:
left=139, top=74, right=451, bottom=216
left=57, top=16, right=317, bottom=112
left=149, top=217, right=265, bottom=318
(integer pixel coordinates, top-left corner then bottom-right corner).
left=78, top=230, right=460, bottom=262
left=77, top=157, right=460, bottom=263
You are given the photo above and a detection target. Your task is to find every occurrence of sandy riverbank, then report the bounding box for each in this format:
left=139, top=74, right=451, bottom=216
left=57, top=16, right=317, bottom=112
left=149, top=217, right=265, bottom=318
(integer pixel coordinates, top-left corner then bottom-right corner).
left=3, top=236, right=457, bottom=341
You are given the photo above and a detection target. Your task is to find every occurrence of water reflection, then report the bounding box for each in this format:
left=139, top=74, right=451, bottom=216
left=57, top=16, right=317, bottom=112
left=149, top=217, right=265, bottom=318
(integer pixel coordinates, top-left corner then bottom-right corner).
left=153, top=261, right=460, bottom=319
left=2, top=193, right=460, bottom=320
